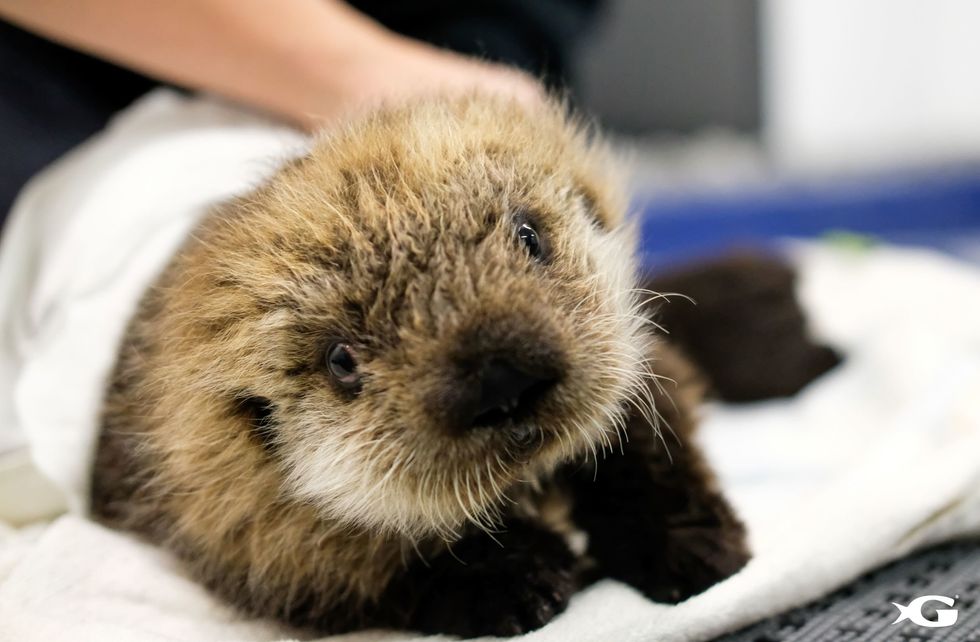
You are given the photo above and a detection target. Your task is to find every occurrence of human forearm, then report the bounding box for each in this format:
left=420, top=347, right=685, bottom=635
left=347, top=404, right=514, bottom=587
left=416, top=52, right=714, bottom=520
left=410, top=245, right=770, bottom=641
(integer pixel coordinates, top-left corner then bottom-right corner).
left=0, top=0, right=544, bottom=129
left=0, top=0, right=399, bottom=126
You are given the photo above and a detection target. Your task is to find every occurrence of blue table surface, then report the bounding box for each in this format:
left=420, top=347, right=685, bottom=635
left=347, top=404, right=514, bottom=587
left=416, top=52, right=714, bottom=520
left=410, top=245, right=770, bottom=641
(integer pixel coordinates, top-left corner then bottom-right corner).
left=635, top=164, right=980, bottom=270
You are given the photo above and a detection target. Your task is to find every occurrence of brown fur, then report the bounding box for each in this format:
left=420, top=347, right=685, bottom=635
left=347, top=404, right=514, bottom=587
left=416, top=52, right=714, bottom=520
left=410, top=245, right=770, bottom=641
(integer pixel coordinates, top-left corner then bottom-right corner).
left=89, top=95, right=831, bottom=636
left=646, top=253, right=841, bottom=402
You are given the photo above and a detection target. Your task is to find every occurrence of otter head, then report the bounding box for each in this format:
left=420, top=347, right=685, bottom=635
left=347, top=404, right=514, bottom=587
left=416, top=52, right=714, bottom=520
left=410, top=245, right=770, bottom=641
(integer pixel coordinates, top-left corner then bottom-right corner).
left=172, top=96, right=655, bottom=538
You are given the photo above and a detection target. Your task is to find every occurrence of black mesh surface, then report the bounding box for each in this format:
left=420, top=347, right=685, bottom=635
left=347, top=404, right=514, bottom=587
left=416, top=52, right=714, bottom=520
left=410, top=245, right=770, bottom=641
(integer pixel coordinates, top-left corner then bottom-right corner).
left=718, top=539, right=980, bottom=642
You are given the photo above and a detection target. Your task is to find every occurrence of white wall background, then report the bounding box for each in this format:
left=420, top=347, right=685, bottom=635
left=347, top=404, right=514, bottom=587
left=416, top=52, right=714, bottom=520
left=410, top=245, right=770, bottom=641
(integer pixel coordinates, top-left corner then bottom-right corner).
left=764, top=0, right=980, bottom=170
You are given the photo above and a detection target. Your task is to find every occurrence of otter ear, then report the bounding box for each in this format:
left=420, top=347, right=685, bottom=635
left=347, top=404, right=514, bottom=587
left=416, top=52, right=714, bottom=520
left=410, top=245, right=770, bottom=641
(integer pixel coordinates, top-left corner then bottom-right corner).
left=279, top=153, right=309, bottom=174
left=231, top=394, right=279, bottom=454
left=575, top=182, right=621, bottom=230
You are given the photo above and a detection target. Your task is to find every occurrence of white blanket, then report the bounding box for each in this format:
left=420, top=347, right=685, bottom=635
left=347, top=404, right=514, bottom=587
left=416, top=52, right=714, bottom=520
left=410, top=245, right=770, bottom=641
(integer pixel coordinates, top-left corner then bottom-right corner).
left=1, top=90, right=979, bottom=642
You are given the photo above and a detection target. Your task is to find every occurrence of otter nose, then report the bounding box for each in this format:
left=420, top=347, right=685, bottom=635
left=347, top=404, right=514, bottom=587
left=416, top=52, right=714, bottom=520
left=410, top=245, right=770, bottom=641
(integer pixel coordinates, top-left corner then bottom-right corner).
left=468, top=358, right=556, bottom=429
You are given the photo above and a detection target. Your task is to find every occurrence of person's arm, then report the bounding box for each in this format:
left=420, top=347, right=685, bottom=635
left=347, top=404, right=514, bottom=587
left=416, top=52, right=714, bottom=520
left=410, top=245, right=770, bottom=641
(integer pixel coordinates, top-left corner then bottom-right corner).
left=0, top=0, right=543, bottom=129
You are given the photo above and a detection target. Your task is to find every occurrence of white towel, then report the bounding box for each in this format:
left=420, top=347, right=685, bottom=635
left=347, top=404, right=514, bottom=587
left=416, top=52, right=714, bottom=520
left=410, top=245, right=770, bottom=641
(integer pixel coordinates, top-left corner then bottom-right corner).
left=0, top=90, right=306, bottom=513
left=1, top=90, right=979, bottom=642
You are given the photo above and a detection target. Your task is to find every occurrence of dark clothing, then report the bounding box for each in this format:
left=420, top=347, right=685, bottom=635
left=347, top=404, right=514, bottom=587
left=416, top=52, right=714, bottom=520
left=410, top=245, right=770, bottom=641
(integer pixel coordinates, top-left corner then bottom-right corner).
left=0, top=21, right=155, bottom=226
left=347, top=0, right=600, bottom=86
left=0, top=0, right=601, bottom=228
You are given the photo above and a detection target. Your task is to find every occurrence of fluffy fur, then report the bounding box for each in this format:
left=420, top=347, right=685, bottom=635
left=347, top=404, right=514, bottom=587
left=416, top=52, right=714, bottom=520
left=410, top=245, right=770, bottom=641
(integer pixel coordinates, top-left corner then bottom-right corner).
left=90, top=95, right=834, bottom=637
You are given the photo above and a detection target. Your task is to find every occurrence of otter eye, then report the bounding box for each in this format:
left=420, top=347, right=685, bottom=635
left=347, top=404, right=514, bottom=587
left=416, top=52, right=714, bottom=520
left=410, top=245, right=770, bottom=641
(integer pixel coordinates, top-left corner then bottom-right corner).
left=517, top=223, right=542, bottom=258
left=326, top=343, right=361, bottom=391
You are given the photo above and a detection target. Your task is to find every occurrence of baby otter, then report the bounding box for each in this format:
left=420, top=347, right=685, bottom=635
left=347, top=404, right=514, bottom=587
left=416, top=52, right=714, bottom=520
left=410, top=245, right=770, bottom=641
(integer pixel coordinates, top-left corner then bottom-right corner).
left=90, top=95, right=836, bottom=637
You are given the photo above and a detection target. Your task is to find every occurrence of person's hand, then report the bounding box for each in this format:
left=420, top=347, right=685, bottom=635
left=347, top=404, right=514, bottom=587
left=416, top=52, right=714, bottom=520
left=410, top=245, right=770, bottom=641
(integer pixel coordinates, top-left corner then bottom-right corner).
left=0, top=0, right=547, bottom=132
left=293, top=29, right=547, bottom=130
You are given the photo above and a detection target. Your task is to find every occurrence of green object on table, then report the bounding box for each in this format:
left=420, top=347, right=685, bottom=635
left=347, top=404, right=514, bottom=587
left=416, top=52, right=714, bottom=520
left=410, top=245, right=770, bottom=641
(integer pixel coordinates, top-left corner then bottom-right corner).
left=821, top=230, right=878, bottom=252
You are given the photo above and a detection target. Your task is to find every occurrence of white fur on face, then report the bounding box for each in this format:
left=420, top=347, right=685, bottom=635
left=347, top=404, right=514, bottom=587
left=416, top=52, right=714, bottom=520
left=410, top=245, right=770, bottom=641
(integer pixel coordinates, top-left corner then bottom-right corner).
left=277, top=198, right=659, bottom=541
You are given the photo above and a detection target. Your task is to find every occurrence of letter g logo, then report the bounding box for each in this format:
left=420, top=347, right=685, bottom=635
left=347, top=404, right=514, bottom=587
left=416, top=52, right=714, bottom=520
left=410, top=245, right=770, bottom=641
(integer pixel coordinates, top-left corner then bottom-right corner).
left=891, top=595, right=958, bottom=628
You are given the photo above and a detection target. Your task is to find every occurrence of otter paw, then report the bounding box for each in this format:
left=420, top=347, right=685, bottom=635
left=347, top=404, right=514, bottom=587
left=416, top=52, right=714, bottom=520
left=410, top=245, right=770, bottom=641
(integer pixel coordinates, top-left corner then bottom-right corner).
left=410, top=523, right=578, bottom=637
left=640, top=522, right=750, bottom=603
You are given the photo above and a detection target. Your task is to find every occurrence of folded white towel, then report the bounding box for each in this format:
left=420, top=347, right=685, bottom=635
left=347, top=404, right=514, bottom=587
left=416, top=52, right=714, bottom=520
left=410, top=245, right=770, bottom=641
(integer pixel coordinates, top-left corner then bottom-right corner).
left=0, top=90, right=306, bottom=514
left=1, top=90, right=978, bottom=642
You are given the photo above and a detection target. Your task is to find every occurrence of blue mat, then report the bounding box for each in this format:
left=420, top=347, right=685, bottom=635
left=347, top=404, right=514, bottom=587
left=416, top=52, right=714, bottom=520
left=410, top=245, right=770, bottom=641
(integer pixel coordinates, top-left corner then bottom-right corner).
left=635, top=165, right=980, bottom=269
